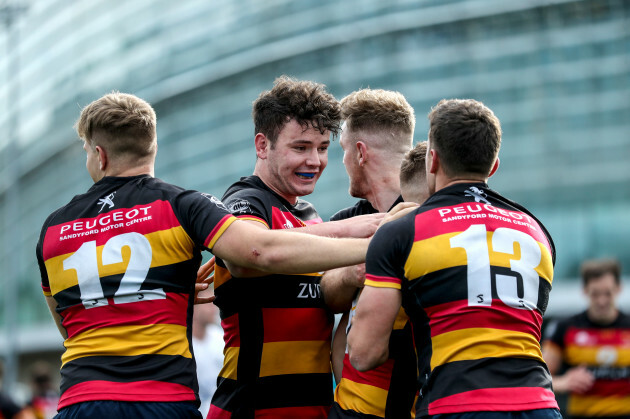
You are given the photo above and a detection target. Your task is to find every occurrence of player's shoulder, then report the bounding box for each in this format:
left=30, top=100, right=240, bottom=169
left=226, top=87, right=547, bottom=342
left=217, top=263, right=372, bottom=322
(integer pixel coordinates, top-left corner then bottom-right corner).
left=222, top=176, right=270, bottom=201
left=330, top=199, right=376, bottom=221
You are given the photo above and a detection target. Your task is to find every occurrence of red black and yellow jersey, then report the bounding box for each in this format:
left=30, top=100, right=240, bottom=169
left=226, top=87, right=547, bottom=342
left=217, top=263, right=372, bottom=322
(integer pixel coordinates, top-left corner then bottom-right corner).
left=364, top=182, right=559, bottom=417
left=35, top=175, right=236, bottom=410
left=209, top=175, right=333, bottom=419
left=546, top=311, right=630, bottom=418
left=330, top=196, right=418, bottom=419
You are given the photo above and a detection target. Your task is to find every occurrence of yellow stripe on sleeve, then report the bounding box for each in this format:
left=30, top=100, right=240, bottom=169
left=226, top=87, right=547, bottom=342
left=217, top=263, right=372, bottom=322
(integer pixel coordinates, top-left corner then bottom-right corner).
left=206, top=216, right=237, bottom=249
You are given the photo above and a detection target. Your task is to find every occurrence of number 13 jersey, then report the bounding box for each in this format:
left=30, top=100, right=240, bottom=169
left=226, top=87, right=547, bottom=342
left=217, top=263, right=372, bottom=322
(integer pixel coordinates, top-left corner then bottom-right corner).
left=364, top=182, right=558, bottom=417
left=36, top=175, right=236, bottom=411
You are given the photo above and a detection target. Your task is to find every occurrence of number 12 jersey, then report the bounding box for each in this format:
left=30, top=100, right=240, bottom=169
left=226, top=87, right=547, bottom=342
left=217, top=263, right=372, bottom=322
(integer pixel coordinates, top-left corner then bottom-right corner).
left=36, top=175, right=236, bottom=411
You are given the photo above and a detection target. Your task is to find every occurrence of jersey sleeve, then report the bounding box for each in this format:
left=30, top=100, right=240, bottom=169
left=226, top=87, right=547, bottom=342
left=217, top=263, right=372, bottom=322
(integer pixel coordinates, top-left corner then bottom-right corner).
left=172, top=191, right=237, bottom=251
left=364, top=214, right=414, bottom=290
left=223, top=188, right=270, bottom=228
left=36, top=209, right=62, bottom=296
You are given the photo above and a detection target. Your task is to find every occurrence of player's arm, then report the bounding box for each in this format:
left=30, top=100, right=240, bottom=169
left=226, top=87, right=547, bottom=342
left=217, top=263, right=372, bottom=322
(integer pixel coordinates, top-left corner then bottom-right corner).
left=542, top=340, right=594, bottom=394
left=347, top=286, right=401, bottom=371
left=332, top=312, right=349, bottom=383
left=211, top=219, right=369, bottom=275
left=45, top=296, right=67, bottom=339
left=296, top=213, right=385, bottom=238
left=320, top=264, right=365, bottom=313
left=321, top=203, right=417, bottom=312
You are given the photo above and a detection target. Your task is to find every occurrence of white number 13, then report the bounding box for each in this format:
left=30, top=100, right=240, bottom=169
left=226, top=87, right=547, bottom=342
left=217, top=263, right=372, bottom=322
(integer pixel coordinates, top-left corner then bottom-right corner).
left=62, top=232, right=165, bottom=309
left=450, top=225, right=540, bottom=310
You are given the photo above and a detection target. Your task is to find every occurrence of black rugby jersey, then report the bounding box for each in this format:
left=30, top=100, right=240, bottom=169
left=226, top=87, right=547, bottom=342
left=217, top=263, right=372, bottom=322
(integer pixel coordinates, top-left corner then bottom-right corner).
left=547, top=311, right=630, bottom=418
left=330, top=199, right=377, bottom=222
left=364, top=182, right=559, bottom=417
left=209, top=175, right=333, bottom=419
left=330, top=196, right=418, bottom=419
left=36, top=175, right=236, bottom=410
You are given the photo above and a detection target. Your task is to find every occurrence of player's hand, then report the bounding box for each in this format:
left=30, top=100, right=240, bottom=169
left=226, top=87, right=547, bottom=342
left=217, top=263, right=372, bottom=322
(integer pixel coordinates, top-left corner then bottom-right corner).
left=556, top=365, right=595, bottom=394
left=379, top=202, right=419, bottom=227
left=195, top=257, right=216, bottom=304
left=337, top=213, right=386, bottom=238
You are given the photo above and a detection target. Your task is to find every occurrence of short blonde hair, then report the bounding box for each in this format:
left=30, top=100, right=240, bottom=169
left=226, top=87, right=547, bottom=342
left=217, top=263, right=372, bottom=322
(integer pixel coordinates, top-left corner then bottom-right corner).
left=76, top=91, right=157, bottom=159
left=341, top=89, right=415, bottom=139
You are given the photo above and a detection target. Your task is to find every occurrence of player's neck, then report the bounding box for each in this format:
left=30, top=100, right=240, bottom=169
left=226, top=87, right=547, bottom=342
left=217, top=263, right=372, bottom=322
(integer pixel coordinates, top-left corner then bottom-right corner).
left=436, top=176, right=486, bottom=192
left=363, top=168, right=401, bottom=212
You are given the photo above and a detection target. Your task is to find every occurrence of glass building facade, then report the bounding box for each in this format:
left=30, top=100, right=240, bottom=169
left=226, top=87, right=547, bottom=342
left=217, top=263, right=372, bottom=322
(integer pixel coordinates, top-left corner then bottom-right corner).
left=0, top=0, right=628, bottom=388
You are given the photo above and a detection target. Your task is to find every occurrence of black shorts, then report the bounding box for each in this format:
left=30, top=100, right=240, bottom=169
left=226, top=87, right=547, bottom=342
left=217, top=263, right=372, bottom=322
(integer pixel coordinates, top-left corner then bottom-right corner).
left=55, top=401, right=202, bottom=419
left=430, top=408, right=562, bottom=419
left=328, top=402, right=381, bottom=419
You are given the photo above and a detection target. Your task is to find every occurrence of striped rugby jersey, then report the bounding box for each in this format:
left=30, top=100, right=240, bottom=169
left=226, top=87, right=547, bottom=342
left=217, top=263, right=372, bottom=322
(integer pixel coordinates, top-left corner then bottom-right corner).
left=209, top=175, right=334, bottom=419
left=331, top=196, right=418, bottom=419
left=36, top=175, right=236, bottom=410
left=547, top=311, right=630, bottom=418
left=364, top=182, right=559, bottom=417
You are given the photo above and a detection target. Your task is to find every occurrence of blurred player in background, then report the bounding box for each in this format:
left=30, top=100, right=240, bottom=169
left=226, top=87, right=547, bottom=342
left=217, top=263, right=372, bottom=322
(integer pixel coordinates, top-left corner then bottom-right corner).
left=348, top=98, right=562, bottom=418
left=542, top=258, right=630, bottom=419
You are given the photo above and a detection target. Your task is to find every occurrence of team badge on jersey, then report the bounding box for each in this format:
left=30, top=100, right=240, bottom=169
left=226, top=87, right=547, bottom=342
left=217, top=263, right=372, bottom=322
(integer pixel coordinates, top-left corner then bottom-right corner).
left=464, top=186, right=490, bottom=203
left=201, top=193, right=228, bottom=211
left=97, top=192, right=116, bottom=212
left=227, top=199, right=251, bottom=214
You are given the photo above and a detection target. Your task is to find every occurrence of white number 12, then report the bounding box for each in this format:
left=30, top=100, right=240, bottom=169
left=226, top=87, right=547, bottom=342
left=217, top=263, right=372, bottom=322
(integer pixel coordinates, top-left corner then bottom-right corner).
left=450, top=225, right=540, bottom=310
left=63, top=232, right=166, bottom=309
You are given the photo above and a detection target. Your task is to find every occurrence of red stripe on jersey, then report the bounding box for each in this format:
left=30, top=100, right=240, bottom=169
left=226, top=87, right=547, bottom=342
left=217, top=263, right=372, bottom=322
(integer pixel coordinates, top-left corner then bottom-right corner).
left=262, top=307, right=332, bottom=342
left=61, top=293, right=188, bottom=339
left=221, top=313, right=240, bottom=348
left=341, top=353, right=394, bottom=390
left=565, top=327, right=630, bottom=346
left=42, top=284, right=51, bottom=293
left=204, top=214, right=237, bottom=248
left=58, top=379, right=196, bottom=410
left=365, top=274, right=401, bottom=286
left=424, top=299, right=543, bottom=340
left=253, top=405, right=330, bottom=418
left=271, top=207, right=307, bottom=229
left=208, top=404, right=232, bottom=419
left=413, top=205, right=552, bottom=254
left=43, top=200, right=181, bottom=260
left=427, top=386, right=558, bottom=414
left=588, top=379, right=630, bottom=397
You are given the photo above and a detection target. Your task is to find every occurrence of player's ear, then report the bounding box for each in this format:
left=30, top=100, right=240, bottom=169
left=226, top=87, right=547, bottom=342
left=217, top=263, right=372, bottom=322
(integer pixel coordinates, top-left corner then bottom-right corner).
left=255, top=133, right=269, bottom=159
left=488, top=158, right=500, bottom=178
left=428, top=148, right=439, bottom=174
left=357, top=141, right=368, bottom=167
left=96, top=145, right=108, bottom=171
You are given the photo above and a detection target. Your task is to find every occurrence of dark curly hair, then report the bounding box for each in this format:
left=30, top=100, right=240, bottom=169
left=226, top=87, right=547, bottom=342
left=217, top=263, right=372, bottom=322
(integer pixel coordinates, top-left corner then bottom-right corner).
left=253, top=75, right=341, bottom=145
